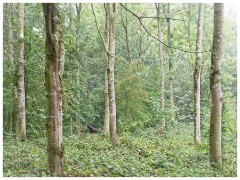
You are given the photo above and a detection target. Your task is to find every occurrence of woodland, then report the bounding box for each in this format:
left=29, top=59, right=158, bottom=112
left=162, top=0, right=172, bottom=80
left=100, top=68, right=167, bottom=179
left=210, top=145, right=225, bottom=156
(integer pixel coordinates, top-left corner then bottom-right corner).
left=2, top=3, right=237, bottom=177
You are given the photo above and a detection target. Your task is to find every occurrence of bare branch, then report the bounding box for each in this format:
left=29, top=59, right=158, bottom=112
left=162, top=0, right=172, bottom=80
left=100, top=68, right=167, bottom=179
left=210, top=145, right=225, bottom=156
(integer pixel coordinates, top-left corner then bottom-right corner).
left=91, top=3, right=108, bottom=53
left=120, top=3, right=210, bottom=54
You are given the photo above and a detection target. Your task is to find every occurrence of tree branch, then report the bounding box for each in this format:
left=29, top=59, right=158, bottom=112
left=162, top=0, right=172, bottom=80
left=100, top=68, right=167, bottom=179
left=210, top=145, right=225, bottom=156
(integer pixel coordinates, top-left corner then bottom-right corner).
left=91, top=4, right=108, bottom=53
left=120, top=3, right=210, bottom=54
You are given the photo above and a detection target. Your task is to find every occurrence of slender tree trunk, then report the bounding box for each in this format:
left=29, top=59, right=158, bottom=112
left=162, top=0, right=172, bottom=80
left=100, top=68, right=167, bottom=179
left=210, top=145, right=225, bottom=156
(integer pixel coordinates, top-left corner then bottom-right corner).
left=76, top=114, right=81, bottom=136
left=75, top=3, right=82, bottom=136
left=108, top=3, right=117, bottom=145
left=76, top=60, right=81, bottom=136
left=75, top=3, right=81, bottom=49
left=17, top=3, right=26, bottom=141
left=6, top=3, right=14, bottom=134
left=70, top=118, right=73, bottom=136
left=121, top=4, right=131, bottom=61
left=7, top=4, right=14, bottom=65
left=187, top=4, right=194, bottom=64
left=210, top=3, right=224, bottom=166
left=156, top=3, right=165, bottom=129
left=68, top=4, right=73, bottom=47
left=194, top=3, right=204, bottom=145
left=104, top=4, right=110, bottom=133
left=139, top=23, right=142, bottom=58
left=42, top=3, right=64, bottom=176
left=166, top=4, right=175, bottom=126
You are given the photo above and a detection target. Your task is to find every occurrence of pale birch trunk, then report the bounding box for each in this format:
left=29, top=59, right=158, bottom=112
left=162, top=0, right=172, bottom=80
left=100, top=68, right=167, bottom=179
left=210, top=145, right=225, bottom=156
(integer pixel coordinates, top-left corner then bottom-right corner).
left=194, top=3, right=204, bottom=145
left=108, top=3, right=117, bottom=145
left=156, top=3, right=165, bottom=130
left=42, top=3, right=64, bottom=176
left=210, top=3, right=224, bottom=166
left=17, top=3, right=26, bottom=141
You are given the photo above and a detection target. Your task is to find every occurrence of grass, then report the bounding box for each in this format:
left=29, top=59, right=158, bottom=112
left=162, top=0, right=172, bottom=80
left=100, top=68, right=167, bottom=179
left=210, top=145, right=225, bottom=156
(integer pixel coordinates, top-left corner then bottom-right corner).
left=3, top=122, right=237, bottom=177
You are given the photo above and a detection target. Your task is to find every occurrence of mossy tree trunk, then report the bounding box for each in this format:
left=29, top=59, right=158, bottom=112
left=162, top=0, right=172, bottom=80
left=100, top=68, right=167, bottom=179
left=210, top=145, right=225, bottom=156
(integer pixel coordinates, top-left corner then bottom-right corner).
left=42, top=3, right=64, bottom=176
left=6, top=3, right=14, bottom=134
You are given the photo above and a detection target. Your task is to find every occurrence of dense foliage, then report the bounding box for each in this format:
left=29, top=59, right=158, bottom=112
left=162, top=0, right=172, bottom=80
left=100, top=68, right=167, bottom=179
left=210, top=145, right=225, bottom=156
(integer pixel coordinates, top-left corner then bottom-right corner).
left=3, top=124, right=237, bottom=177
left=3, top=3, right=237, bottom=177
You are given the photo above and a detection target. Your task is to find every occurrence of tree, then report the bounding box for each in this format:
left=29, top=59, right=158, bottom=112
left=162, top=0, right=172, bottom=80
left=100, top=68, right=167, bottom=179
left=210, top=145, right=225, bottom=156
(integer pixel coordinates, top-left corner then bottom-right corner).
left=91, top=4, right=110, bottom=133
left=166, top=3, right=175, bottom=126
left=6, top=3, right=14, bottom=134
left=108, top=3, right=117, bottom=145
left=120, top=3, right=132, bottom=61
left=210, top=3, right=224, bottom=166
left=75, top=3, right=82, bottom=136
left=17, top=3, right=26, bottom=141
left=104, top=4, right=110, bottom=133
left=194, top=3, right=204, bottom=145
left=42, top=3, right=64, bottom=176
left=156, top=3, right=165, bottom=130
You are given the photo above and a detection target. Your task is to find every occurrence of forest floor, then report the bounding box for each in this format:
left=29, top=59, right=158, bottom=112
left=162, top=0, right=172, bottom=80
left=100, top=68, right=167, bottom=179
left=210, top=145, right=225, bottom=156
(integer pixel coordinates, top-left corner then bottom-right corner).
left=3, top=122, right=237, bottom=177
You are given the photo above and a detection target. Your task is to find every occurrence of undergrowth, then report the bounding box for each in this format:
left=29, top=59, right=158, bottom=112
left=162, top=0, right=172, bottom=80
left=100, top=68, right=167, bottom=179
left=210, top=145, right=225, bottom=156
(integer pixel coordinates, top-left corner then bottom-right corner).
left=3, top=123, right=237, bottom=177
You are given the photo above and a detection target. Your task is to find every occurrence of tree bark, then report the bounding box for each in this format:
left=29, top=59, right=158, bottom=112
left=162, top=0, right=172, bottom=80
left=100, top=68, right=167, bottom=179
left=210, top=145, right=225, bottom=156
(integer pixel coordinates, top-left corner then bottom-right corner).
left=42, top=3, right=64, bottom=176
left=75, top=3, right=82, bottom=136
left=7, top=4, right=14, bottom=65
left=17, top=3, right=26, bottom=141
left=6, top=3, right=14, bottom=134
left=166, top=4, right=175, bottom=126
left=104, top=4, right=110, bottom=133
left=210, top=3, right=224, bottom=166
left=121, top=3, right=131, bottom=61
left=108, top=3, right=117, bottom=145
left=75, top=3, right=81, bottom=49
left=76, top=60, right=81, bottom=136
left=194, top=3, right=204, bottom=145
left=156, top=3, right=165, bottom=130
left=187, top=4, right=194, bottom=64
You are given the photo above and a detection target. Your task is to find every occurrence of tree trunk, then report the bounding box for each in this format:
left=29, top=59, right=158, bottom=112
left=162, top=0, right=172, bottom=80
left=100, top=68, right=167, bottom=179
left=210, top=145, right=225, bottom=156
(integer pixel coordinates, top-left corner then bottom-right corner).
left=42, top=3, right=64, bottom=176
left=76, top=117, right=81, bottom=136
left=138, top=14, right=143, bottom=59
left=166, top=4, right=175, bottom=126
left=210, top=3, right=224, bottom=166
left=104, top=4, right=110, bottom=133
left=7, top=4, right=14, bottom=65
left=75, top=3, right=81, bottom=49
left=194, top=3, right=204, bottom=145
left=156, top=3, right=165, bottom=130
left=6, top=3, right=14, bottom=134
left=187, top=4, right=194, bottom=64
left=70, top=118, right=73, bottom=136
left=17, top=3, right=26, bottom=141
left=121, top=3, right=131, bottom=61
left=75, top=3, right=82, bottom=136
left=68, top=4, right=73, bottom=47
left=108, top=3, right=117, bottom=145
left=76, top=60, right=81, bottom=136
